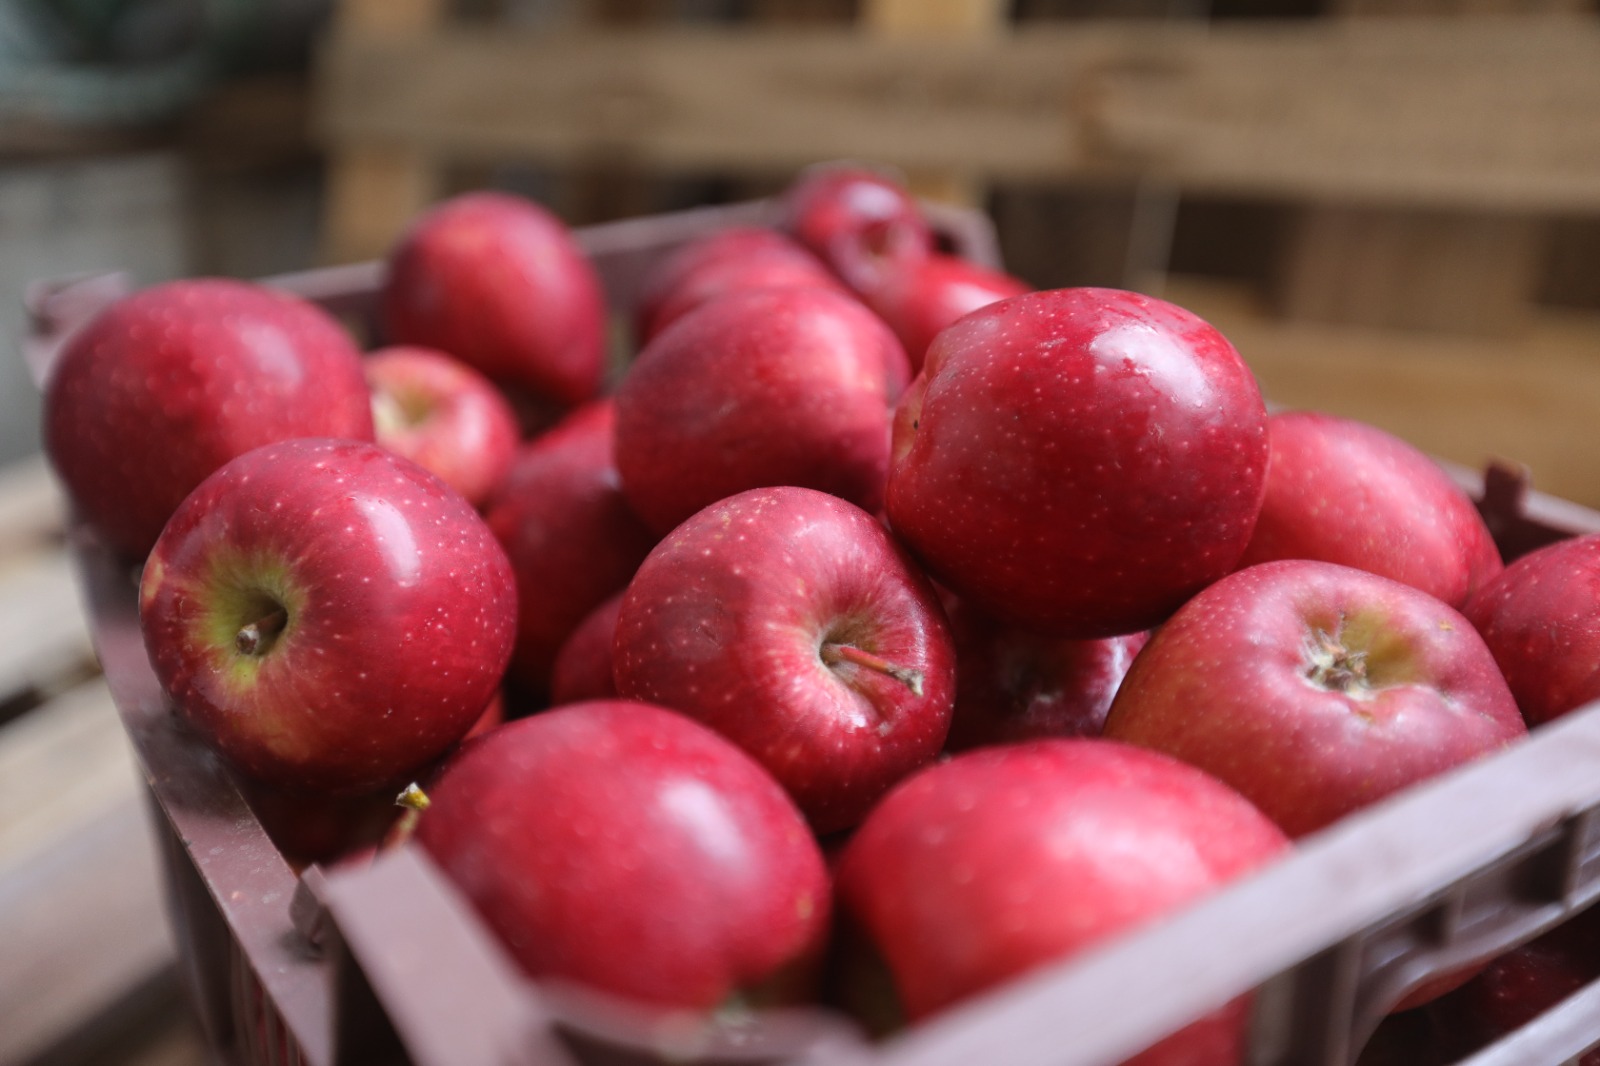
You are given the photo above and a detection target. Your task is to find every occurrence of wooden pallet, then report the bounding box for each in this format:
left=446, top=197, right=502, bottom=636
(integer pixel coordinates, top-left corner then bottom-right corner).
left=0, top=456, right=205, bottom=1066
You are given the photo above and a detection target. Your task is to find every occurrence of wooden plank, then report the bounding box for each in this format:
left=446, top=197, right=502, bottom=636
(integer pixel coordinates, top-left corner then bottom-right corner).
left=0, top=800, right=172, bottom=1066
left=0, top=549, right=95, bottom=705
left=1168, top=275, right=1600, bottom=509
left=313, top=18, right=1600, bottom=213
left=0, top=678, right=143, bottom=870
left=1274, top=206, right=1546, bottom=334
left=319, top=0, right=448, bottom=264
left=860, top=0, right=1007, bottom=208
left=0, top=455, right=64, bottom=560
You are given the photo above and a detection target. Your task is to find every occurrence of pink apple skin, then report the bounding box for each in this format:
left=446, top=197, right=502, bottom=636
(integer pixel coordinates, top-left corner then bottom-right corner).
left=1465, top=533, right=1600, bottom=726
left=139, top=438, right=517, bottom=794
left=944, top=597, right=1148, bottom=752
left=484, top=401, right=658, bottom=696
left=43, top=278, right=374, bottom=560
left=364, top=345, right=520, bottom=508
left=550, top=592, right=623, bottom=705
left=1103, top=560, right=1526, bottom=839
left=835, top=739, right=1289, bottom=1064
left=613, top=286, right=907, bottom=535
left=780, top=164, right=935, bottom=295
left=887, top=287, right=1269, bottom=639
left=634, top=226, right=853, bottom=347
left=1236, top=410, right=1503, bottom=609
left=415, top=700, right=832, bottom=1010
left=612, top=486, right=956, bottom=834
left=864, top=252, right=1032, bottom=375
left=381, top=191, right=608, bottom=408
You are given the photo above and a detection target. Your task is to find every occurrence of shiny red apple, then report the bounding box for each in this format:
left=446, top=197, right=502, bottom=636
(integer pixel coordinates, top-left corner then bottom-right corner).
left=943, top=597, right=1148, bottom=752
left=781, top=163, right=934, bottom=294
left=835, top=739, right=1289, bottom=1065
left=364, top=345, right=520, bottom=507
left=887, top=287, right=1269, bottom=638
left=633, top=225, right=850, bottom=347
left=1464, top=532, right=1600, bottom=726
left=612, top=486, right=956, bottom=833
left=43, top=278, right=374, bottom=559
left=1236, top=410, right=1502, bottom=608
left=863, top=252, right=1031, bottom=374
left=1104, top=559, right=1527, bottom=838
left=380, top=191, right=608, bottom=409
left=415, top=700, right=832, bottom=1010
left=550, top=592, right=623, bottom=705
left=139, top=438, right=517, bottom=794
left=613, top=286, right=908, bottom=535
left=483, top=400, right=658, bottom=697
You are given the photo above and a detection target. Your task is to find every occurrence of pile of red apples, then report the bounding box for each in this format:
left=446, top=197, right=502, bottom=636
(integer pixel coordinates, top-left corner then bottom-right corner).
left=42, top=163, right=1600, bottom=1064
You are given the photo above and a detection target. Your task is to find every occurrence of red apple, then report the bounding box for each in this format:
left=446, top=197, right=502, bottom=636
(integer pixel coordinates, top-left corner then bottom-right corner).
left=863, top=252, right=1032, bottom=374
left=364, top=345, right=520, bottom=507
left=633, top=225, right=851, bottom=347
left=613, top=286, right=908, bottom=535
left=886, top=287, right=1269, bottom=638
left=612, top=486, right=956, bottom=834
left=834, top=738, right=1289, bottom=1064
left=780, top=163, right=935, bottom=294
left=415, top=700, right=832, bottom=1010
left=42, top=278, right=374, bottom=559
left=483, top=400, right=658, bottom=696
left=139, top=438, right=518, bottom=794
left=1236, top=410, right=1503, bottom=608
left=380, top=191, right=608, bottom=408
left=1464, top=533, right=1600, bottom=726
left=1103, top=559, right=1527, bottom=839
left=1425, top=904, right=1600, bottom=1065
left=944, top=597, right=1148, bottom=752
left=550, top=592, right=623, bottom=705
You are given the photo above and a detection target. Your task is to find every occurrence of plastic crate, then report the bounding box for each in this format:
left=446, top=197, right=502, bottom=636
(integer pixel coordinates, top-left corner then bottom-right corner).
left=26, top=198, right=1600, bottom=1066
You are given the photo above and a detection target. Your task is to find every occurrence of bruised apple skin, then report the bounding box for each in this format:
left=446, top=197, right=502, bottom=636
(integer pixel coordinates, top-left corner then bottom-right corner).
left=415, top=700, right=832, bottom=1011
left=886, top=287, right=1269, bottom=639
left=1103, top=560, right=1527, bottom=840
left=835, top=739, right=1289, bottom=1066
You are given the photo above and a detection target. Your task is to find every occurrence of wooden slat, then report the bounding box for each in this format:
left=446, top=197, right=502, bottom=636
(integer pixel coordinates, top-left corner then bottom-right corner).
left=0, top=455, right=65, bottom=560
left=319, top=0, right=448, bottom=264
left=0, top=799, right=172, bottom=1066
left=314, top=18, right=1600, bottom=214
left=0, top=549, right=95, bottom=704
left=0, top=679, right=141, bottom=870
left=1169, top=276, right=1600, bottom=509
left=1274, top=205, right=1546, bottom=334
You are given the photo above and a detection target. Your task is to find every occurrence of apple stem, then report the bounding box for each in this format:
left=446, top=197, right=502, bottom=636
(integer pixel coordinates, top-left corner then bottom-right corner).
left=821, top=642, right=924, bottom=697
left=235, top=607, right=288, bottom=656
left=387, top=783, right=432, bottom=847
left=1307, top=629, right=1369, bottom=693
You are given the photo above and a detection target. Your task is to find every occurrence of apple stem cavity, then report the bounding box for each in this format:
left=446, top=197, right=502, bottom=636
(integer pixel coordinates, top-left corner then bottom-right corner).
left=821, top=641, right=924, bottom=697
left=235, top=606, right=289, bottom=656
left=1305, top=628, right=1370, bottom=694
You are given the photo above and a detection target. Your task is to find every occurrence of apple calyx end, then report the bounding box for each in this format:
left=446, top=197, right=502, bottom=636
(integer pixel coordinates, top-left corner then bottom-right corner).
left=821, top=642, right=925, bottom=697
left=235, top=606, right=289, bottom=656
left=1305, top=628, right=1370, bottom=695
